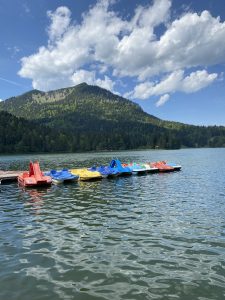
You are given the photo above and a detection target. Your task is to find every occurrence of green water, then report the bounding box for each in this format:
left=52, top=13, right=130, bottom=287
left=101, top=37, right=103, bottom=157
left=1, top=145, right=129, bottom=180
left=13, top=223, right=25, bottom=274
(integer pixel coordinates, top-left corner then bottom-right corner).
left=0, top=148, right=225, bottom=300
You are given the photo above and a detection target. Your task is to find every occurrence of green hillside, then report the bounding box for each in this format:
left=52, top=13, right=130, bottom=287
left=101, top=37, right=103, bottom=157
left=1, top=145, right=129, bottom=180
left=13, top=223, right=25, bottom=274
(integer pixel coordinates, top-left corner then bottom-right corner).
left=0, top=83, right=160, bottom=125
left=0, top=83, right=225, bottom=153
left=0, top=111, right=73, bottom=153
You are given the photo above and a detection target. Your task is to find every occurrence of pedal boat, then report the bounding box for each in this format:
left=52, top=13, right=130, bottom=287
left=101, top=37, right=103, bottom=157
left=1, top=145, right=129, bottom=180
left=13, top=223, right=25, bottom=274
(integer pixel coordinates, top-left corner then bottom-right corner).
left=70, top=168, right=102, bottom=181
left=165, top=162, right=182, bottom=171
left=45, top=169, right=79, bottom=184
left=18, top=161, right=52, bottom=187
left=110, top=159, right=132, bottom=176
left=89, top=166, right=119, bottom=178
left=144, top=163, right=159, bottom=173
left=150, top=161, right=175, bottom=172
left=123, top=163, right=147, bottom=175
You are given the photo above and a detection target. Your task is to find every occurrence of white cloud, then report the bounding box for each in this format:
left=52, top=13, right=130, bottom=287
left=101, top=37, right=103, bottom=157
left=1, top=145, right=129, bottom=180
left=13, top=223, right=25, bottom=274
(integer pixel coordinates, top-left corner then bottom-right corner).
left=181, top=70, right=218, bottom=93
left=18, top=0, right=224, bottom=101
left=124, top=81, right=154, bottom=100
left=96, top=76, right=115, bottom=92
left=137, top=0, right=171, bottom=28
left=47, top=7, right=71, bottom=42
left=71, top=69, right=95, bottom=86
left=156, top=94, right=170, bottom=107
left=157, top=11, right=225, bottom=71
left=0, top=98, right=3, bottom=102
left=18, top=0, right=173, bottom=91
left=71, top=69, right=115, bottom=92
left=129, top=69, right=218, bottom=104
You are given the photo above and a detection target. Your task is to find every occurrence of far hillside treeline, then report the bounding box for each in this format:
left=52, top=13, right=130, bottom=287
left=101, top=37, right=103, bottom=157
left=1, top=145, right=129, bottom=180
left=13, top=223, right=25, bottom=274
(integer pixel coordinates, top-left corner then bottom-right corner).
left=0, top=83, right=225, bottom=153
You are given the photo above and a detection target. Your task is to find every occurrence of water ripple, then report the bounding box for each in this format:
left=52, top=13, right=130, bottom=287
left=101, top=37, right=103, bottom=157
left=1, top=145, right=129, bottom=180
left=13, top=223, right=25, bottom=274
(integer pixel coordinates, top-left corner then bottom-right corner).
left=0, top=149, right=225, bottom=299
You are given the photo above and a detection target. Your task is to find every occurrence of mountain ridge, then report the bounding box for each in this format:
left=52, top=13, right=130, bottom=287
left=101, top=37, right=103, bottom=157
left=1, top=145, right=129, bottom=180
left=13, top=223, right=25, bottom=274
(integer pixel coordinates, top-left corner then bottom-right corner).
left=0, top=83, right=225, bottom=153
left=0, top=83, right=161, bottom=124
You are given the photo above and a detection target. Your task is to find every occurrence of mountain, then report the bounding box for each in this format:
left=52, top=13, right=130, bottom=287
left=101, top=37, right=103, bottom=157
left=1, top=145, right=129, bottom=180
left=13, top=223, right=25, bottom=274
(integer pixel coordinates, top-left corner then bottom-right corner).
left=0, top=83, right=160, bottom=125
left=0, top=83, right=225, bottom=153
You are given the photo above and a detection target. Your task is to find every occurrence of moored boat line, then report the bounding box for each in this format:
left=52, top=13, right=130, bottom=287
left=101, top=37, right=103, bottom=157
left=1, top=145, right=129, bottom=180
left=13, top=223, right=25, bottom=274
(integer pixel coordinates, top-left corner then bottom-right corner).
left=0, top=159, right=181, bottom=185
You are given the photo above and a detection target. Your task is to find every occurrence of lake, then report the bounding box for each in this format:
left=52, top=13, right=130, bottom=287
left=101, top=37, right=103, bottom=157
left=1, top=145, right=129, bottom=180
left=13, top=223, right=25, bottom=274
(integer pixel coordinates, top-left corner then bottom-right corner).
left=0, top=148, right=225, bottom=300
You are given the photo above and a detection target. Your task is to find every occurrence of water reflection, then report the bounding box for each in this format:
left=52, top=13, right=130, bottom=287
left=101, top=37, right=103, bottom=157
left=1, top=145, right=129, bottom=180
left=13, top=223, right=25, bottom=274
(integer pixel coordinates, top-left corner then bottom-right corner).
left=19, top=186, right=51, bottom=214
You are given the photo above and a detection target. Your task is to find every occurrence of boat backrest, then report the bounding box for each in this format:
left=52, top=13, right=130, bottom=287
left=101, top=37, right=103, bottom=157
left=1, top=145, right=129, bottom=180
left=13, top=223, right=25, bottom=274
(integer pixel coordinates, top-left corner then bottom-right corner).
left=32, top=161, right=43, bottom=181
left=110, top=159, right=116, bottom=168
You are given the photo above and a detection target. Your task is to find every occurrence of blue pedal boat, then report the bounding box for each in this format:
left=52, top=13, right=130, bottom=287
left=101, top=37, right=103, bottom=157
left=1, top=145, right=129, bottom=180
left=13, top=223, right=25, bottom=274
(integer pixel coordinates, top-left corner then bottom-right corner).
left=45, top=169, right=79, bottom=184
left=110, top=159, right=132, bottom=176
left=89, top=166, right=119, bottom=178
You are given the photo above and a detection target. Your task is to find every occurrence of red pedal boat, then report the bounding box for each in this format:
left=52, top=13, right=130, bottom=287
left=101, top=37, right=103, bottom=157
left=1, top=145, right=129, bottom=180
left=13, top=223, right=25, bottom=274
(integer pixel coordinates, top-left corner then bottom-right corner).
left=150, top=161, right=175, bottom=172
left=18, top=161, right=52, bottom=187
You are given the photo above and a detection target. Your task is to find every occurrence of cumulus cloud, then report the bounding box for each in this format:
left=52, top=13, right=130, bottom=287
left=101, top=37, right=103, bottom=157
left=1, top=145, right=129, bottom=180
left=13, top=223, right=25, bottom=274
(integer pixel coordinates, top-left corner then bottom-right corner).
left=157, top=11, right=225, bottom=70
left=18, top=0, right=173, bottom=91
left=71, top=69, right=115, bottom=92
left=18, top=0, right=224, bottom=102
left=47, top=7, right=71, bottom=42
left=156, top=94, right=170, bottom=107
left=181, top=70, right=218, bottom=93
left=129, top=69, right=218, bottom=104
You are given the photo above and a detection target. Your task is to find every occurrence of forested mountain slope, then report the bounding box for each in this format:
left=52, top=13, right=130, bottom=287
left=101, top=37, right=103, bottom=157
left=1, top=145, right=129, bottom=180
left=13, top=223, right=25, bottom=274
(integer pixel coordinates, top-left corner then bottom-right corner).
left=0, top=111, right=73, bottom=153
left=0, top=83, right=225, bottom=153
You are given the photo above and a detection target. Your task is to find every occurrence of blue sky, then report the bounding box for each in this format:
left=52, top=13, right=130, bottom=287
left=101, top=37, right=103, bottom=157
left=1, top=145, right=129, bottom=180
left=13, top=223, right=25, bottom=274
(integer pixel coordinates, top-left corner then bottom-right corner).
left=0, top=0, right=225, bottom=125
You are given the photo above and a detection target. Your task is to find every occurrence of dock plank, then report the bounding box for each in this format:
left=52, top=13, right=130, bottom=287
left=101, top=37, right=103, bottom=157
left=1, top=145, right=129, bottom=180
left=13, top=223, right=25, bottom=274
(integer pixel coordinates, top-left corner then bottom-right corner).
left=0, top=171, right=23, bottom=183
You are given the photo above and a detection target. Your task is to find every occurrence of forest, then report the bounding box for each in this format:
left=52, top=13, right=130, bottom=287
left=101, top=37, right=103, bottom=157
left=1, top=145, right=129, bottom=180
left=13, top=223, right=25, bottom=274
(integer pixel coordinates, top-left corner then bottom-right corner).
left=0, top=83, right=225, bottom=153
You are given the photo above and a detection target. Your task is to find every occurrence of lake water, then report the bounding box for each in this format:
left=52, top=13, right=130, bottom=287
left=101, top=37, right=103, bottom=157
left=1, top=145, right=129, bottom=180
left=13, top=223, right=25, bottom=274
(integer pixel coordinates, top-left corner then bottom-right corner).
left=0, top=148, right=225, bottom=300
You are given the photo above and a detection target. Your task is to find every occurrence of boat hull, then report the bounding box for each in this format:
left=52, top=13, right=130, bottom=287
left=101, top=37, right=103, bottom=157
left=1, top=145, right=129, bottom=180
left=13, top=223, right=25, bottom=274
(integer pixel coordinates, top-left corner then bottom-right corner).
left=132, top=169, right=147, bottom=175
left=150, top=162, right=175, bottom=172
left=70, top=168, right=102, bottom=181
left=172, top=166, right=181, bottom=171
left=45, top=169, right=79, bottom=184
left=144, top=164, right=159, bottom=173
left=18, top=175, right=52, bottom=187
left=123, top=163, right=147, bottom=175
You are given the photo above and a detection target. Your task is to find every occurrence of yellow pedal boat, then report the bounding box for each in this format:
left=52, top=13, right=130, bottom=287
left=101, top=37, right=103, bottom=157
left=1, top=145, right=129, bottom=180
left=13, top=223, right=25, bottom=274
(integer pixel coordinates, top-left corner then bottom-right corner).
left=70, top=168, right=102, bottom=181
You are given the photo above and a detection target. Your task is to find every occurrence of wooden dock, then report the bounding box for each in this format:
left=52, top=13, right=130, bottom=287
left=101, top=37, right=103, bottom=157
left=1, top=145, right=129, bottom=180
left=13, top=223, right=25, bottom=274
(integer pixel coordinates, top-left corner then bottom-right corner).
left=0, top=171, right=23, bottom=184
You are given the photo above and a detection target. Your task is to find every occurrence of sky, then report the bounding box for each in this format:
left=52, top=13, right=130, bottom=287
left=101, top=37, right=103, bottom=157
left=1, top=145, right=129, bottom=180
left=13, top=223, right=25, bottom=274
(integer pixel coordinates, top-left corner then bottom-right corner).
left=0, top=0, right=225, bottom=126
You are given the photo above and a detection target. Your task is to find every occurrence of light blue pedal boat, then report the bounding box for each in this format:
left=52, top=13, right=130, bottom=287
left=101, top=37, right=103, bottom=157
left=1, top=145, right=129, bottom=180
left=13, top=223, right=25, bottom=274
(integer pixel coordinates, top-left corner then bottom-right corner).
left=125, top=163, right=147, bottom=175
